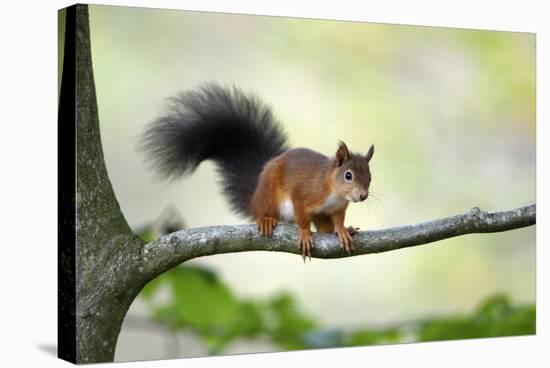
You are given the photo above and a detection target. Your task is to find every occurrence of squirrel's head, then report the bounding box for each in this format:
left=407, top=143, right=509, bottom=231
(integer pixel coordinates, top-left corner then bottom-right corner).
left=332, top=141, right=374, bottom=203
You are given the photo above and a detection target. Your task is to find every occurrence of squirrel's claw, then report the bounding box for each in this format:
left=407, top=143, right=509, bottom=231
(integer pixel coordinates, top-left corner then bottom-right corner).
left=256, top=217, right=277, bottom=237
left=298, top=229, right=313, bottom=262
left=299, top=238, right=313, bottom=262
left=337, top=227, right=355, bottom=254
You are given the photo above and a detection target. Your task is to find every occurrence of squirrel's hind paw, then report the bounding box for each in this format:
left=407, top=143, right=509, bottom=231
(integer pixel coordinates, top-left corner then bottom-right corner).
left=334, top=226, right=359, bottom=236
left=298, top=228, right=314, bottom=262
left=346, top=226, right=359, bottom=236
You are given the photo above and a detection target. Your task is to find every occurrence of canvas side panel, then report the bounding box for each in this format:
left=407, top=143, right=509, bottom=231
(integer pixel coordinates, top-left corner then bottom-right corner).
left=58, top=4, right=77, bottom=364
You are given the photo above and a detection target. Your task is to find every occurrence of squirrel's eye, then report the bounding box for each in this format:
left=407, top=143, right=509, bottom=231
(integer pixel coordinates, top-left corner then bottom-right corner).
left=345, top=171, right=353, bottom=181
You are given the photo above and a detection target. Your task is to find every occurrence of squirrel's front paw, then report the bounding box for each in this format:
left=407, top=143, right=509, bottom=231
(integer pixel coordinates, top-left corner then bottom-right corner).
left=336, top=226, right=355, bottom=254
left=256, top=217, right=278, bottom=237
left=298, top=228, right=313, bottom=262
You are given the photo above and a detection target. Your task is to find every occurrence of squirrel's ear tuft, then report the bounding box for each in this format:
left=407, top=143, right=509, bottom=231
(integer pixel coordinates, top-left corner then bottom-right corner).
left=336, top=141, right=350, bottom=166
left=365, top=144, right=375, bottom=162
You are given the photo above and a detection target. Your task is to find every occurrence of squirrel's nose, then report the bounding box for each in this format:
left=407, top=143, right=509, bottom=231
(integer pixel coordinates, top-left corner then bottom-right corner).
left=360, top=192, right=368, bottom=201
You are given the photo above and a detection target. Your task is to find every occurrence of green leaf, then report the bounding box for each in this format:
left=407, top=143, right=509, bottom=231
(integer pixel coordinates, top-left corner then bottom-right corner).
left=345, top=327, right=402, bottom=346
left=266, top=293, right=317, bottom=350
left=140, top=272, right=167, bottom=301
left=137, top=228, right=156, bottom=243
left=418, top=294, right=535, bottom=341
left=168, top=266, right=239, bottom=330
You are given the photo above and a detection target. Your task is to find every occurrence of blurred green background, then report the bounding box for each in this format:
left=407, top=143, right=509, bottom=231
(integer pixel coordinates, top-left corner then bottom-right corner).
left=60, top=4, right=535, bottom=361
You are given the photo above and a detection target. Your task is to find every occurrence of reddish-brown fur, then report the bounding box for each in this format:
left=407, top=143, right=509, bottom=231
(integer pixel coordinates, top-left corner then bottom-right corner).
left=250, top=141, right=374, bottom=260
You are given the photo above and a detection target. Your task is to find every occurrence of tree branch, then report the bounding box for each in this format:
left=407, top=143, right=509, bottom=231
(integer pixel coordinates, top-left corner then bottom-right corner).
left=140, top=204, right=535, bottom=276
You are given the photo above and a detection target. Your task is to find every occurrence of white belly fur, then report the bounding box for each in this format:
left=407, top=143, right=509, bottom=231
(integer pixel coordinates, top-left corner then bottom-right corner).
left=278, top=194, right=348, bottom=222
left=279, top=199, right=295, bottom=222
left=314, top=193, right=348, bottom=214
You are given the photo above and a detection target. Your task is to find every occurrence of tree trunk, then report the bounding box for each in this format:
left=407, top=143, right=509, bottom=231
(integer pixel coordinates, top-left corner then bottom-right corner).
left=59, top=5, right=146, bottom=363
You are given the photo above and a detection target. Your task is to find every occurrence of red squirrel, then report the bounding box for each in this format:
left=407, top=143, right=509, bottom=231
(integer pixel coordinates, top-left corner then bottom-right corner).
left=141, top=83, right=374, bottom=260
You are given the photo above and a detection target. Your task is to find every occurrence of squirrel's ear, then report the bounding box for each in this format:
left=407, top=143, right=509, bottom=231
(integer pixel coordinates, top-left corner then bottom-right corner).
left=336, top=141, right=350, bottom=166
left=365, top=144, right=375, bottom=162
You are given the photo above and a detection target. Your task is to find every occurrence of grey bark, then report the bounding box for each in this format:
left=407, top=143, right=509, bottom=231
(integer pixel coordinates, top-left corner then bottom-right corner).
left=67, top=4, right=536, bottom=364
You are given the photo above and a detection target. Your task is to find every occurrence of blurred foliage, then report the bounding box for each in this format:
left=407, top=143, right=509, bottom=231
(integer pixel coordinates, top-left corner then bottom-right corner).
left=141, top=264, right=535, bottom=354
left=344, top=327, right=403, bottom=346
left=417, top=293, right=535, bottom=341
left=141, top=265, right=316, bottom=354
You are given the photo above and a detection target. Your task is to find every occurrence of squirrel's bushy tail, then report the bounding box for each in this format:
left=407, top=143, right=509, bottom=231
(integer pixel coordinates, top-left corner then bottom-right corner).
left=140, top=83, right=288, bottom=217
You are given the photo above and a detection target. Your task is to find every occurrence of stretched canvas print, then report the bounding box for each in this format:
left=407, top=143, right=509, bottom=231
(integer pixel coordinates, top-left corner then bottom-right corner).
left=58, top=3, right=536, bottom=364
